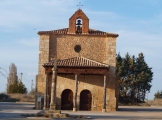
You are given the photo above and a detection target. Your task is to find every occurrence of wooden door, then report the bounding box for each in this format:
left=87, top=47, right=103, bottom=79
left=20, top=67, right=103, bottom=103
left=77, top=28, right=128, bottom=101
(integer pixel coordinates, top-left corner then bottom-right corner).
left=61, top=89, right=73, bottom=110
left=80, top=90, right=92, bottom=110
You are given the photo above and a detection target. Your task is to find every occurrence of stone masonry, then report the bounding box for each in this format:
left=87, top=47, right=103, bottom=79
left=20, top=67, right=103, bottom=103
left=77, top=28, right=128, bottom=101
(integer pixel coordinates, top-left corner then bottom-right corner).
left=36, top=9, right=118, bottom=112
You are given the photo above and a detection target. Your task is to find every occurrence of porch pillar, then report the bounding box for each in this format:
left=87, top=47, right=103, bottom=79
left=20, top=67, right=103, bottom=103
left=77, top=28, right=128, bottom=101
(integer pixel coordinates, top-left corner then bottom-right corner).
left=73, top=74, right=78, bottom=111
left=43, top=74, right=48, bottom=110
left=50, top=59, right=57, bottom=110
left=102, top=75, right=107, bottom=112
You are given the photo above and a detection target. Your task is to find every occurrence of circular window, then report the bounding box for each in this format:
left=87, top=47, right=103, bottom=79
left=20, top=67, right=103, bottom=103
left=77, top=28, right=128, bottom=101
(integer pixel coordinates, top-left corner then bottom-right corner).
left=74, top=45, right=81, bottom=53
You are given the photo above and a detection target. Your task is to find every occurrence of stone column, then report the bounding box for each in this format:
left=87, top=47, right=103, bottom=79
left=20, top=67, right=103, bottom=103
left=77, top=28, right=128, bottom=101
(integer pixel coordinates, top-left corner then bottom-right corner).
left=43, top=74, right=48, bottom=110
left=73, top=74, right=78, bottom=111
left=102, top=75, right=107, bottom=112
left=50, top=59, right=57, bottom=110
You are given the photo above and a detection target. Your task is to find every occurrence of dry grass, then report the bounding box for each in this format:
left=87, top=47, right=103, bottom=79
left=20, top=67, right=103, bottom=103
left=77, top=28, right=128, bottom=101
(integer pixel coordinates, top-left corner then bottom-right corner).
left=0, top=93, right=35, bottom=102
left=148, top=99, right=162, bottom=106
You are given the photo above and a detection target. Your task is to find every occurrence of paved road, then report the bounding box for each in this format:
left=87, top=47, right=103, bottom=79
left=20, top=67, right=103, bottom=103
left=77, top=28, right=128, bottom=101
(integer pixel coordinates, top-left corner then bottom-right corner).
left=0, top=102, right=162, bottom=120
left=0, top=102, right=40, bottom=120
left=61, top=106, right=162, bottom=120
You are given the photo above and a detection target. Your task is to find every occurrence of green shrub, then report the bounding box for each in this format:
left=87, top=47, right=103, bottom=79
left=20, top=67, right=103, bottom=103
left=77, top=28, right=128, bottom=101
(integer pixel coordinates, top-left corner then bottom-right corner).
left=7, top=80, right=27, bottom=94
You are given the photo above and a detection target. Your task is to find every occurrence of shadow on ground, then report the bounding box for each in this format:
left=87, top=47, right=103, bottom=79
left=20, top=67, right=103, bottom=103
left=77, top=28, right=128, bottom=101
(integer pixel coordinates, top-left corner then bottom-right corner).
left=118, top=107, right=162, bottom=112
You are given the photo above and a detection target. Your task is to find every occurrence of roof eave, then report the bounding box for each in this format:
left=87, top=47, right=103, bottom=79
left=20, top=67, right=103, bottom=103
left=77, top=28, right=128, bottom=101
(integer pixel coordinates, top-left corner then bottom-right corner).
left=43, top=64, right=110, bottom=69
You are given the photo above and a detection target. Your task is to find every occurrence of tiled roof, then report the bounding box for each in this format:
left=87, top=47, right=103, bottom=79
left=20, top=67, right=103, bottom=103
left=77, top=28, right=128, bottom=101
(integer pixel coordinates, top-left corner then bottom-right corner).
left=43, top=56, right=109, bottom=68
left=38, top=28, right=118, bottom=37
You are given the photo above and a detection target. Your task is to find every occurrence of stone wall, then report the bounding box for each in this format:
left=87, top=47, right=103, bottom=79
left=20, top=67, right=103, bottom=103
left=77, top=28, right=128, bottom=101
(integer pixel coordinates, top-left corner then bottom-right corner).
left=49, top=35, right=106, bottom=62
left=105, top=37, right=118, bottom=109
left=53, top=74, right=117, bottom=111
left=36, top=34, right=118, bottom=111
left=37, top=35, right=49, bottom=94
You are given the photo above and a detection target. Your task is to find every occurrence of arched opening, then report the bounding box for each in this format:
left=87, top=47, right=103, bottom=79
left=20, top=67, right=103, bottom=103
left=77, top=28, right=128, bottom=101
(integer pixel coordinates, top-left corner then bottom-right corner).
left=61, top=89, right=73, bottom=110
left=80, top=90, right=92, bottom=110
left=76, top=18, right=82, bottom=33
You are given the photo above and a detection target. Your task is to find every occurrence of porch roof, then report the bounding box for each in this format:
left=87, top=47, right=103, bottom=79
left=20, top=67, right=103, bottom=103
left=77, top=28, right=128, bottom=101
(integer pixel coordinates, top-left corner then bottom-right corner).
left=43, top=56, right=109, bottom=69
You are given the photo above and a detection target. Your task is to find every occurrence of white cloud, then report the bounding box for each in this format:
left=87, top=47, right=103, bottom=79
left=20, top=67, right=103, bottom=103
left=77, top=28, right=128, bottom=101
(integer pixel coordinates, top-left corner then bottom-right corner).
left=0, top=40, right=38, bottom=67
left=0, top=0, right=78, bottom=29
left=28, top=72, right=37, bottom=76
left=18, top=38, right=39, bottom=47
left=116, top=30, right=162, bottom=71
left=85, top=10, right=120, bottom=20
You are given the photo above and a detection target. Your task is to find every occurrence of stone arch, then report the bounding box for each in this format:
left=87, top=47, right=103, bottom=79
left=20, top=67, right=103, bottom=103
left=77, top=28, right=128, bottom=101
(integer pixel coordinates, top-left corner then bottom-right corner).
left=68, top=9, right=89, bottom=34
left=80, top=89, right=92, bottom=110
left=61, top=89, right=73, bottom=110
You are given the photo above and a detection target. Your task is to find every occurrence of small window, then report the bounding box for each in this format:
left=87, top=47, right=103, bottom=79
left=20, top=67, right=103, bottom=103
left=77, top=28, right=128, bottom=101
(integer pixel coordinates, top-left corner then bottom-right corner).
left=74, top=45, right=81, bottom=53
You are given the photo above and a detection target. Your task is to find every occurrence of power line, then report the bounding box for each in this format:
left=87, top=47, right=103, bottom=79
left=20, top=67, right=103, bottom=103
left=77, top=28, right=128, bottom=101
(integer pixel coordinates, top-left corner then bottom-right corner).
left=0, top=71, right=7, bottom=78
left=0, top=73, right=8, bottom=75
left=17, top=73, right=21, bottom=80
left=22, top=74, right=31, bottom=82
left=0, top=67, right=8, bottom=78
left=0, top=67, right=8, bottom=74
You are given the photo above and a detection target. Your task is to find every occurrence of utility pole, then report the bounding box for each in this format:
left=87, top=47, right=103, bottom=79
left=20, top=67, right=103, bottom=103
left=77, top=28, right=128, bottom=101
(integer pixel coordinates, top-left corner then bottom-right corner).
left=31, top=79, right=34, bottom=91
left=20, top=73, right=23, bottom=82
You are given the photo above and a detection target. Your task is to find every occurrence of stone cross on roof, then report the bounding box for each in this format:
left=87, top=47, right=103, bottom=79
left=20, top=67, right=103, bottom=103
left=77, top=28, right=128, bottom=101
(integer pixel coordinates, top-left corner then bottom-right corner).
left=77, top=2, right=83, bottom=9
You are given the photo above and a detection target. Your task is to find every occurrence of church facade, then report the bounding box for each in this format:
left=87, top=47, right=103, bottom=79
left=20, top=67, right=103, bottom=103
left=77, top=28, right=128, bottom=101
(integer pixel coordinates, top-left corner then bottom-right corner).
left=36, top=9, right=119, bottom=112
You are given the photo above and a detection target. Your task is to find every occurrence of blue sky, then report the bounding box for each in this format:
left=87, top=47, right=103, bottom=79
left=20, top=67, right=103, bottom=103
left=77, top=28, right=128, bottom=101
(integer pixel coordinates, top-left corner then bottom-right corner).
left=0, top=0, right=162, bottom=99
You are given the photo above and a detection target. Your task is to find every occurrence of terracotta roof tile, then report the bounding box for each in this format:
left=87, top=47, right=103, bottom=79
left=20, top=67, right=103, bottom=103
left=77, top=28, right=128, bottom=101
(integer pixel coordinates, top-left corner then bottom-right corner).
left=43, top=56, right=109, bottom=68
left=38, top=28, right=118, bottom=37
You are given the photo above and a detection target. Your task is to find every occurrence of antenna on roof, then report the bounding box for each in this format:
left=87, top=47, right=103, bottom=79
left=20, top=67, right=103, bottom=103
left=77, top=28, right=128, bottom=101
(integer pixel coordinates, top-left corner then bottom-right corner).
left=77, top=2, right=83, bottom=9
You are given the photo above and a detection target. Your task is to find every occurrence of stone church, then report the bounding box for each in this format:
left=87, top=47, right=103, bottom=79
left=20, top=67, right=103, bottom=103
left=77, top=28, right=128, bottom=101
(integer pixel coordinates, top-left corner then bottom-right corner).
left=36, top=9, right=119, bottom=112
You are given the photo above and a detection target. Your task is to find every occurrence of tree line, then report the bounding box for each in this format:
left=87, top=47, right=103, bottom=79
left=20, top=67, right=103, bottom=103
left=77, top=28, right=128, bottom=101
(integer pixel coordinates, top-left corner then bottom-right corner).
left=116, top=53, right=153, bottom=104
left=4, top=54, right=155, bottom=103
left=154, top=90, right=162, bottom=99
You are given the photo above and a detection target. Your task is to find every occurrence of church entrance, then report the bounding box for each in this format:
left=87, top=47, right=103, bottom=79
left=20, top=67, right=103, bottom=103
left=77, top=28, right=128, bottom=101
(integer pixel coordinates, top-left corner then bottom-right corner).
left=61, top=89, right=73, bottom=110
left=80, top=90, right=92, bottom=110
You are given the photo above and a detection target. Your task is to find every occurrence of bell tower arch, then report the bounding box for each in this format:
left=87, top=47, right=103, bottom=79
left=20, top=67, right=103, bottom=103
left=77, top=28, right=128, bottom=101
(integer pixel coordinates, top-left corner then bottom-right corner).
left=68, top=9, right=89, bottom=34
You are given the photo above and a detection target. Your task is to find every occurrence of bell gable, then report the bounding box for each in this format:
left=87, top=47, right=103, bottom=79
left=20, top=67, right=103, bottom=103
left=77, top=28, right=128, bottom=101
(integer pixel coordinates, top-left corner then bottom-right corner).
left=68, top=9, right=89, bottom=34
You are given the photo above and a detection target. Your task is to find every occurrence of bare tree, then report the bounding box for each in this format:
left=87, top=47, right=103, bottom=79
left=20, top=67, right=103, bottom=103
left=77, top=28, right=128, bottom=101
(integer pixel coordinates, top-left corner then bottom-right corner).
left=6, top=63, right=18, bottom=92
